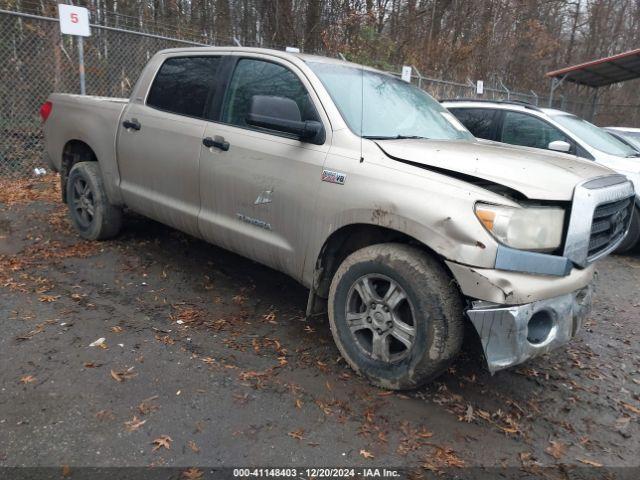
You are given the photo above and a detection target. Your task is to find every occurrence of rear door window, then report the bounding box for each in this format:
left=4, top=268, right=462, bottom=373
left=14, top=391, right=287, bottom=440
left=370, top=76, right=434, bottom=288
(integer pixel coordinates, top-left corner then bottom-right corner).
left=448, top=108, right=496, bottom=140
left=501, top=111, right=570, bottom=151
left=147, top=56, right=221, bottom=118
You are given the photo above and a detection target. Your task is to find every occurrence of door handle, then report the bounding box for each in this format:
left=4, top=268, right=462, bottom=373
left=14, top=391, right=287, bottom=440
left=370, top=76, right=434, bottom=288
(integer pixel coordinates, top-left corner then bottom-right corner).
left=122, top=118, right=141, bottom=131
left=202, top=136, right=230, bottom=151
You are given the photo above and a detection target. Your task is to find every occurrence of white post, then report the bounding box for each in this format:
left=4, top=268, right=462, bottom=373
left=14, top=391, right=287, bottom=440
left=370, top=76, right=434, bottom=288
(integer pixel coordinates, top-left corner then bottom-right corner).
left=58, top=4, right=90, bottom=95
left=78, top=36, right=86, bottom=95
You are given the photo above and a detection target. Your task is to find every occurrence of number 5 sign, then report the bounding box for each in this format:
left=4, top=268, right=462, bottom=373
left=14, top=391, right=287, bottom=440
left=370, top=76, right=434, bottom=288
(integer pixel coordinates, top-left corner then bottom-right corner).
left=58, top=4, right=90, bottom=95
left=58, top=4, right=91, bottom=36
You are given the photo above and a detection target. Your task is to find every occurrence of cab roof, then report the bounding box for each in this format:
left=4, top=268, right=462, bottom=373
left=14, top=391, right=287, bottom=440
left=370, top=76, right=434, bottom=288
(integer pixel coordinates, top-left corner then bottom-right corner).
left=154, top=46, right=365, bottom=69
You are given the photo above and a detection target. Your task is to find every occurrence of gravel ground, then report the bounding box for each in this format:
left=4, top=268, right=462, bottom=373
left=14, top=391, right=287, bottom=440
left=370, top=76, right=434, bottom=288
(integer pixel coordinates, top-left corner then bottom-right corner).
left=0, top=175, right=639, bottom=479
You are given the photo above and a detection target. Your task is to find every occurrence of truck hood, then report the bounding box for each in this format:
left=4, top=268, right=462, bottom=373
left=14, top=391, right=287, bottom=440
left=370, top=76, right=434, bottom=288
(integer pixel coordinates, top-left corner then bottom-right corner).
left=376, top=139, right=616, bottom=201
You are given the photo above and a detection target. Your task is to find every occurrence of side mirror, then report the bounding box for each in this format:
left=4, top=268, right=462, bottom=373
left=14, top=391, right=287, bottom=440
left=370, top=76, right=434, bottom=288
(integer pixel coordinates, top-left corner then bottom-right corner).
left=246, top=95, right=324, bottom=144
left=548, top=140, right=571, bottom=153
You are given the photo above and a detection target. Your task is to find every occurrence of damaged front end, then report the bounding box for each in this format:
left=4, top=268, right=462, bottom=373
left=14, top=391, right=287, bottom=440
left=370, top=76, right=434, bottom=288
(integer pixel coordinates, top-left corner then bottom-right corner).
left=450, top=174, right=634, bottom=373
left=466, top=286, right=592, bottom=373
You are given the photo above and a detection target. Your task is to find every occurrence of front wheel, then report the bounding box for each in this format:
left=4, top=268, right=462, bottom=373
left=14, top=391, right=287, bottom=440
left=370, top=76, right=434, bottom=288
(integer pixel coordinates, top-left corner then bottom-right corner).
left=66, top=162, right=122, bottom=240
left=328, top=244, right=464, bottom=390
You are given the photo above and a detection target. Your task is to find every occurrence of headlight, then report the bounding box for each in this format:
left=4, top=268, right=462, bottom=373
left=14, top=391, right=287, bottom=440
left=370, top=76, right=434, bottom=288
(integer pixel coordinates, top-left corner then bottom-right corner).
left=475, top=203, right=565, bottom=251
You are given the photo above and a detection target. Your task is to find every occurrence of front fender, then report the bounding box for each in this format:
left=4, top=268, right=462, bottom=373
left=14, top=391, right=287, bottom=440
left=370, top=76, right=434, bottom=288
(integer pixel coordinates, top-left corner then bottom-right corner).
left=300, top=147, right=520, bottom=288
left=301, top=205, right=499, bottom=289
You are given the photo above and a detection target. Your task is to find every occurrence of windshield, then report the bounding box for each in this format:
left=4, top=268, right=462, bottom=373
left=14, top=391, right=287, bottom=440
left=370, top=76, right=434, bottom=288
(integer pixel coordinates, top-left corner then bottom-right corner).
left=307, top=62, right=474, bottom=141
left=552, top=114, right=638, bottom=157
left=615, top=131, right=640, bottom=151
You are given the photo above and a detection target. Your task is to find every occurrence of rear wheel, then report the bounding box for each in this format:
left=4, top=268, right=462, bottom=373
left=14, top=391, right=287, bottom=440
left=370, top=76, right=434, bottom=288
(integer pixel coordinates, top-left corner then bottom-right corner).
left=615, top=205, right=640, bottom=253
left=328, top=243, right=464, bottom=390
left=66, top=162, right=122, bottom=240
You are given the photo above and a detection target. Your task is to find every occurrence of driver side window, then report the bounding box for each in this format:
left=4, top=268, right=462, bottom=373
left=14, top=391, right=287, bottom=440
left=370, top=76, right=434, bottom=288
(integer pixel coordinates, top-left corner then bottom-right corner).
left=221, top=58, right=319, bottom=130
left=501, top=111, right=570, bottom=151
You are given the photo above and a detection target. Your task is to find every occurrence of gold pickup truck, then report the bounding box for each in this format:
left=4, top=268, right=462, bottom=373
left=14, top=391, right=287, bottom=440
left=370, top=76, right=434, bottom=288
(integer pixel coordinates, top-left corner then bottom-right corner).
left=42, top=47, right=635, bottom=389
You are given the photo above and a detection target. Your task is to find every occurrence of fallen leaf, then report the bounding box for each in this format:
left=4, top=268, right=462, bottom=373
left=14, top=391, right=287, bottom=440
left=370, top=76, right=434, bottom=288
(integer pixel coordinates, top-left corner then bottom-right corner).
left=137, top=395, right=159, bottom=415
left=620, top=401, right=640, bottom=415
left=84, top=362, right=102, bottom=368
left=95, top=409, right=115, bottom=421
left=187, top=440, right=200, bottom=453
left=422, top=445, right=465, bottom=470
left=124, top=415, right=147, bottom=432
left=152, top=435, right=172, bottom=451
left=360, top=449, right=375, bottom=459
left=233, top=392, right=250, bottom=404
left=577, top=458, right=603, bottom=467
left=62, top=465, right=71, bottom=477
left=464, top=404, right=474, bottom=423
left=110, top=367, right=137, bottom=382
left=110, top=326, right=124, bottom=333
left=39, top=295, right=59, bottom=302
left=181, top=468, right=203, bottom=480
left=288, top=429, right=304, bottom=440
left=295, top=398, right=303, bottom=409
left=519, top=452, right=532, bottom=466
left=545, top=440, right=567, bottom=460
left=19, top=375, right=36, bottom=384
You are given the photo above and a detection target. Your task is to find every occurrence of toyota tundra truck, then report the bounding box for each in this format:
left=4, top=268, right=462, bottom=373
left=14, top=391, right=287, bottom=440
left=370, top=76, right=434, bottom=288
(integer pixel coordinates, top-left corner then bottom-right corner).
left=41, top=47, right=636, bottom=389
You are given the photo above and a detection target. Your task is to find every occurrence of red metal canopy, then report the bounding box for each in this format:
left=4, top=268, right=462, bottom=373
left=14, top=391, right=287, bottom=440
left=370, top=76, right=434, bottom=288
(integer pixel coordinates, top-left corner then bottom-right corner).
left=546, top=48, right=640, bottom=88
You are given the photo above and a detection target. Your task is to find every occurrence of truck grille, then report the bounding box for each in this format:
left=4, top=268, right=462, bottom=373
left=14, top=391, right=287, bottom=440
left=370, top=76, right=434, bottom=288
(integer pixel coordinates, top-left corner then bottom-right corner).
left=588, top=197, right=634, bottom=259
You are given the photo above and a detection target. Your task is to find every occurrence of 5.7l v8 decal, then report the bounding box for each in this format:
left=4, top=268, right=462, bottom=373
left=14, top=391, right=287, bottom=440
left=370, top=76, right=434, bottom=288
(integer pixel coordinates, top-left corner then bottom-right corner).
left=321, top=169, right=346, bottom=185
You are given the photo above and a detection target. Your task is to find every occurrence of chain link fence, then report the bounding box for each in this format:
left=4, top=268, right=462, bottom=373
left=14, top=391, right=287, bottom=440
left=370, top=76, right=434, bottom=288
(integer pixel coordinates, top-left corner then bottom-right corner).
left=1, top=8, right=637, bottom=179
left=393, top=68, right=600, bottom=120
left=0, top=9, right=206, bottom=178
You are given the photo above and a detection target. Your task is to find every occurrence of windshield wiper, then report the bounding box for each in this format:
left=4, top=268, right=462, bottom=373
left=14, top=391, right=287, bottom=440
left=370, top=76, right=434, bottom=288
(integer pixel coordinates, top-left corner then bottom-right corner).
left=363, top=135, right=429, bottom=140
left=626, top=153, right=640, bottom=158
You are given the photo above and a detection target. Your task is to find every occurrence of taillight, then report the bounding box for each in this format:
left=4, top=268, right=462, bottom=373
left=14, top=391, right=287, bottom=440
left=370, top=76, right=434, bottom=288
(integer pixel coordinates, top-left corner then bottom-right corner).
left=40, top=101, right=52, bottom=122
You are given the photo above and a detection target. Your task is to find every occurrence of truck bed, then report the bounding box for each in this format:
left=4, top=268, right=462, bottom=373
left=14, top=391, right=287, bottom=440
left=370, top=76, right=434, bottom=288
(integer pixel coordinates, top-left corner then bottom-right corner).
left=43, top=93, right=129, bottom=203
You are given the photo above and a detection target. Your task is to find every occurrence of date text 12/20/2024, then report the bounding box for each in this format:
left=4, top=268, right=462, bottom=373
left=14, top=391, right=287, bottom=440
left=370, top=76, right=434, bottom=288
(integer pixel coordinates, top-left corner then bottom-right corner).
left=233, top=468, right=401, bottom=478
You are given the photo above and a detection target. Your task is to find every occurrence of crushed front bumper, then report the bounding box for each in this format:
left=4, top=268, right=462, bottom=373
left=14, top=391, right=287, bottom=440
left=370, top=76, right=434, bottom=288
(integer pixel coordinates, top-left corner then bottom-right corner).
left=466, top=285, right=592, bottom=373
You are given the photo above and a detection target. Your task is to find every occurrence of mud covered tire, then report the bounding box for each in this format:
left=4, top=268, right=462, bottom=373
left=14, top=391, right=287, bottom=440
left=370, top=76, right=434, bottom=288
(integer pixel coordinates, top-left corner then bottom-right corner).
left=66, top=162, right=122, bottom=240
left=328, top=243, right=464, bottom=390
left=615, top=206, right=640, bottom=253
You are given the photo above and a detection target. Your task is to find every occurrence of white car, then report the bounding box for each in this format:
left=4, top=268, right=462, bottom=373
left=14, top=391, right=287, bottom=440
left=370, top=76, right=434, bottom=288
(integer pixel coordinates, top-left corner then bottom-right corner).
left=605, top=127, right=640, bottom=152
left=442, top=100, right=640, bottom=252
